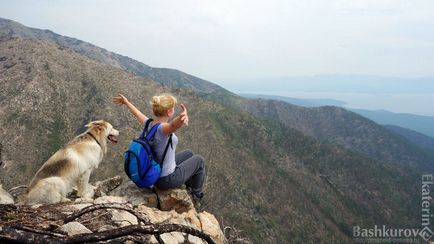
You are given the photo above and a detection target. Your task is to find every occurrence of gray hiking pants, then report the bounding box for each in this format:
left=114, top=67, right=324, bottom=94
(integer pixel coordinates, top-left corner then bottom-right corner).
left=155, top=149, right=205, bottom=193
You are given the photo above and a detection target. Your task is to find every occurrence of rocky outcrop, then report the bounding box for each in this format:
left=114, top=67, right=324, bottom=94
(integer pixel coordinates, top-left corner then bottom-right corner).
left=155, top=188, right=196, bottom=213
left=0, top=176, right=225, bottom=244
left=109, top=179, right=158, bottom=208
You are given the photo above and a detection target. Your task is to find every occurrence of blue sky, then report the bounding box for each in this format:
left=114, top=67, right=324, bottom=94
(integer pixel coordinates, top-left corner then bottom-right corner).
left=1, top=0, right=434, bottom=115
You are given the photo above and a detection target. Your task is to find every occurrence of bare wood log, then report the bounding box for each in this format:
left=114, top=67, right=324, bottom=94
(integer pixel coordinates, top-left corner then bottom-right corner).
left=0, top=223, right=216, bottom=244
left=0, top=226, right=61, bottom=244
left=11, top=225, right=65, bottom=238
left=64, top=224, right=216, bottom=244
left=64, top=203, right=150, bottom=224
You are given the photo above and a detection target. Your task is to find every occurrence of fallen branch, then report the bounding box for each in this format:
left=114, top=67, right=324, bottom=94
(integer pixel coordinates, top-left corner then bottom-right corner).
left=64, top=203, right=150, bottom=225
left=0, top=223, right=216, bottom=244
left=11, top=224, right=65, bottom=238
left=0, top=226, right=62, bottom=244
left=65, top=224, right=215, bottom=244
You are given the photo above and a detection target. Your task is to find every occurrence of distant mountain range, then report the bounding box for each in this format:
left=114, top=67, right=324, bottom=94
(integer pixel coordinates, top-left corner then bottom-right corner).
left=241, top=93, right=434, bottom=139
left=351, top=109, right=434, bottom=138
left=1, top=17, right=432, bottom=243
left=240, top=93, right=347, bottom=107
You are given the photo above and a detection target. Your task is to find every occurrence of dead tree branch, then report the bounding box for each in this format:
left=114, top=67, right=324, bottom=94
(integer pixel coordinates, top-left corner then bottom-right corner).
left=65, top=224, right=215, bottom=244
left=0, top=223, right=216, bottom=244
left=63, top=203, right=150, bottom=225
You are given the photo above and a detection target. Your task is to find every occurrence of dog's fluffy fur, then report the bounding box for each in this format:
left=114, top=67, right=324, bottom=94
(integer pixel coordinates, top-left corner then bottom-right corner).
left=26, top=120, right=119, bottom=205
left=0, top=184, right=14, bottom=204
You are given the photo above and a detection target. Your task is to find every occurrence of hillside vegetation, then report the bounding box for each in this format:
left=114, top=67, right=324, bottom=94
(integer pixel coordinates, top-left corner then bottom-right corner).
left=0, top=38, right=425, bottom=243
left=3, top=17, right=432, bottom=174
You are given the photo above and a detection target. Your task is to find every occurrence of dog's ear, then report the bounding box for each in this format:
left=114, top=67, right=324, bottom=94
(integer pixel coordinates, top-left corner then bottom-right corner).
left=86, top=120, right=106, bottom=128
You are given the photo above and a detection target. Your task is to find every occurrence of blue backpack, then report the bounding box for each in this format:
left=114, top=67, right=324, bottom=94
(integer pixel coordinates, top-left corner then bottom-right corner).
left=124, top=119, right=172, bottom=188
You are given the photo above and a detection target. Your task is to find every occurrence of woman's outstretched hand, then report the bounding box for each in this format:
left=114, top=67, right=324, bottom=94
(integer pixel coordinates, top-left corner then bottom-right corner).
left=113, top=94, right=129, bottom=105
left=180, top=104, right=189, bottom=126
left=112, top=94, right=148, bottom=124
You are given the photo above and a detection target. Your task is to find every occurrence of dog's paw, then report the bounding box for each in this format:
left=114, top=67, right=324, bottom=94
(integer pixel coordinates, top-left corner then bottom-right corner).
left=79, top=189, right=95, bottom=200
left=61, top=197, right=72, bottom=203
left=77, top=185, right=95, bottom=198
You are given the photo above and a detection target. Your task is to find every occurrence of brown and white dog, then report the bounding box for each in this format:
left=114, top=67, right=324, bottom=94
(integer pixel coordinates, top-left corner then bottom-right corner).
left=26, top=120, right=119, bottom=205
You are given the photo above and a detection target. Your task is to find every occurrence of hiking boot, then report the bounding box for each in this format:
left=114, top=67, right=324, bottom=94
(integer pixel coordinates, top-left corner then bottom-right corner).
left=189, top=190, right=204, bottom=209
left=192, top=192, right=203, bottom=209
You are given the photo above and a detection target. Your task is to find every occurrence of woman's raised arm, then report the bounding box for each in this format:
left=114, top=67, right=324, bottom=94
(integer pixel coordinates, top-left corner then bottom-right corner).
left=162, top=104, right=189, bottom=135
left=113, top=94, right=148, bottom=124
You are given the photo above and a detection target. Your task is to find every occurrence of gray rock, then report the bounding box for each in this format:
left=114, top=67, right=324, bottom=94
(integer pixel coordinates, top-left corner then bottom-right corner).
left=110, top=180, right=158, bottom=207
left=58, top=222, right=92, bottom=236
left=160, top=232, right=187, bottom=244
left=111, top=209, right=138, bottom=227
left=188, top=234, right=207, bottom=244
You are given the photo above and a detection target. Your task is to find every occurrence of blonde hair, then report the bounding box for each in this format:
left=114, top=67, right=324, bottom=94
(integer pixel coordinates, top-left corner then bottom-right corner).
left=150, top=94, right=177, bottom=116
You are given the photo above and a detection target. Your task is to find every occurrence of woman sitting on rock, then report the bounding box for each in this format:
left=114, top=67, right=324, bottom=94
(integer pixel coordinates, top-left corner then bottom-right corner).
left=113, top=94, right=205, bottom=205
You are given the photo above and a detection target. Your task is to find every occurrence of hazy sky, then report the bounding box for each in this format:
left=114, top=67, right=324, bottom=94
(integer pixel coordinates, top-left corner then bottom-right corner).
left=1, top=0, right=434, bottom=84
left=1, top=0, right=434, bottom=115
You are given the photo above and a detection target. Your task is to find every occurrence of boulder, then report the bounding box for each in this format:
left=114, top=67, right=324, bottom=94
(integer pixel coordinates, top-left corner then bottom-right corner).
left=155, top=188, right=195, bottom=213
left=137, top=204, right=174, bottom=224
left=109, top=180, right=158, bottom=208
left=198, top=211, right=225, bottom=244
left=137, top=204, right=225, bottom=244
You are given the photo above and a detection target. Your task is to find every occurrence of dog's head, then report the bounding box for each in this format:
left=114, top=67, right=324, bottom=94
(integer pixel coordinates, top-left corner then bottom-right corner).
left=85, top=120, right=119, bottom=144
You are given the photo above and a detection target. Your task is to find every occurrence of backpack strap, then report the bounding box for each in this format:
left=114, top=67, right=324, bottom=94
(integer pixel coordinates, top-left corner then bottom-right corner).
left=139, top=118, right=154, bottom=139
left=145, top=123, right=161, bottom=141
left=160, top=134, right=172, bottom=167
left=147, top=122, right=173, bottom=167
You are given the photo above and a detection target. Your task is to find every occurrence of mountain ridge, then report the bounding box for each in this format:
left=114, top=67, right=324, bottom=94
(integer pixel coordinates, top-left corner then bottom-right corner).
left=241, top=98, right=434, bottom=172
left=384, top=124, right=434, bottom=157
left=0, top=17, right=222, bottom=94
left=352, top=108, right=434, bottom=138
left=239, top=93, right=434, bottom=139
